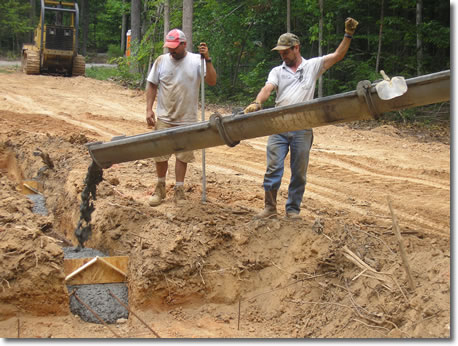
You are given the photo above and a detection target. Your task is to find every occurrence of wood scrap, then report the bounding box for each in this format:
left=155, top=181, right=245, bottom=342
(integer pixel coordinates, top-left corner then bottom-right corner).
left=387, top=197, right=416, bottom=291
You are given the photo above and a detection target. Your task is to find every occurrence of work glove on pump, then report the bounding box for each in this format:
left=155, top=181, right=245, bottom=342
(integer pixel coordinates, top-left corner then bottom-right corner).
left=244, top=101, right=261, bottom=114
left=345, top=17, right=359, bottom=36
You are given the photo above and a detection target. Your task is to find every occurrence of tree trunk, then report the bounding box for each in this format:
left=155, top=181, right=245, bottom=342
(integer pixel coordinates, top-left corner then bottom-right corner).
left=144, top=4, right=164, bottom=87
left=318, top=0, right=324, bottom=98
left=81, top=0, right=89, bottom=56
left=131, top=0, right=142, bottom=46
left=141, top=0, right=150, bottom=37
left=375, top=0, right=384, bottom=73
left=182, top=0, right=193, bottom=52
left=29, top=0, right=35, bottom=42
left=121, top=0, right=127, bottom=52
left=416, top=0, right=423, bottom=75
left=286, top=0, right=291, bottom=33
left=163, top=0, right=170, bottom=54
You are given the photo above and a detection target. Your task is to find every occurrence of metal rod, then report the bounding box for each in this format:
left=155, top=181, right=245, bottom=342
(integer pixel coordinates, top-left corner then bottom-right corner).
left=200, top=56, right=206, bottom=202
left=87, top=70, right=450, bottom=169
left=73, top=291, right=121, bottom=338
left=108, top=289, right=161, bottom=338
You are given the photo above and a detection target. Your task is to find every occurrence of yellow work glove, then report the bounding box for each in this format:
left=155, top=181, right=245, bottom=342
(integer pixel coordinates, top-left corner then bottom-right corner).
left=244, top=101, right=261, bottom=114
left=345, top=17, right=359, bottom=36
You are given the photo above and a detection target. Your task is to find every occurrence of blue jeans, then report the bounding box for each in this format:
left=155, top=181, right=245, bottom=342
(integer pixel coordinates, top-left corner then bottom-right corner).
left=262, top=129, right=313, bottom=214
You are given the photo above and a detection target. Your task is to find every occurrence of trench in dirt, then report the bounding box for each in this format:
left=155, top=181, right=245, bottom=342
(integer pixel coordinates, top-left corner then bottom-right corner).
left=0, top=71, right=450, bottom=337
left=0, top=135, right=451, bottom=338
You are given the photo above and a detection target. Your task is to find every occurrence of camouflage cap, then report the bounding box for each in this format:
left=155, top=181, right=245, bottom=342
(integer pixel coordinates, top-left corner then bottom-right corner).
left=271, top=33, right=300, bottom=51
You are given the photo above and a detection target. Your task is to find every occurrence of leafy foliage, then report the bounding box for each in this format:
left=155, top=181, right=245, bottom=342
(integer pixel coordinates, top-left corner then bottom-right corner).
left=0, top=0, right=451, bottom=122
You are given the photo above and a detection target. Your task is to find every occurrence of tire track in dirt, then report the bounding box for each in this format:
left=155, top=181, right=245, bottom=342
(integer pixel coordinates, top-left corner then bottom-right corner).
left=306, top=179, right=449, bottom=237
left=314, top=151, right=449, bottom=191
left=2, top=93, right=116, bottom=138
left=206, top=139, right=449, bottom=237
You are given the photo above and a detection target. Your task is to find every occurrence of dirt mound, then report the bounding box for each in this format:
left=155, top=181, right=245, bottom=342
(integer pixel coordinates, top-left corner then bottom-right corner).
left=0, top=72, right=450, bottom=338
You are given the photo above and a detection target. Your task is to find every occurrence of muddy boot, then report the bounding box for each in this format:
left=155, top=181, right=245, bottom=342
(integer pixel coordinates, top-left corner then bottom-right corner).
left=254, top=190, right=278, bottom=219
left=285, top=211, right=301, bottom=220
left=174, top=185, right=186, bottom=206
left=148, top=182, right=166, bottom=206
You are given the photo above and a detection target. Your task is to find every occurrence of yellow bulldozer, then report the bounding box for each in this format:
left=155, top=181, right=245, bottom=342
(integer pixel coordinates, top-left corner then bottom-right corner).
left=21, top=0, right=85, bottom=76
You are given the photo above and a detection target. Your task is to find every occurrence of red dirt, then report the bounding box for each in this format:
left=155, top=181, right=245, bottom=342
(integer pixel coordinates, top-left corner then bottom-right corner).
left=0, top=69, right=450, bottom=338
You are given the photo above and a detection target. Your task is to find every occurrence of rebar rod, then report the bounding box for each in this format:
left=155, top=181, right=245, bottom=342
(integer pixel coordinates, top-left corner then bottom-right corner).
left=108, top=289, right=161, bottom=338
left=73, top=291, right=121, bottom=338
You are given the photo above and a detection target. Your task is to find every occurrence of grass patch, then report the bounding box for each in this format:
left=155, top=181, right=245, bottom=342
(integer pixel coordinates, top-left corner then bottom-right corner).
left=85, top=66, right=118, bottom=81
left=0, top=65, right=20, bottom=74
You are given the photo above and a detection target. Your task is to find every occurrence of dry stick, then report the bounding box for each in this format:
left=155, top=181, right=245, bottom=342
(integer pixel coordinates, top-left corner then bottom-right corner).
left=352, top=318, right=390, bottom=333
left=73, top=292, right=121, bottom=338
left=108, top=289, right=161, bottom=338
left=17, top=315, right=20, bottom=339
left=304, top=302, right=319, bottom=329
left=342, top=246, right=392, bottom=288
left=237, top=298, right=241, bottom=331
left=387, top=197, right=416, bottom=291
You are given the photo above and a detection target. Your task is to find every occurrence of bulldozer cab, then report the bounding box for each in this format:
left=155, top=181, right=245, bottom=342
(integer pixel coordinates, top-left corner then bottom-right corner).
left=40, top=2, right=77, bottom=51
left=22, top=0, right=85, bottom=76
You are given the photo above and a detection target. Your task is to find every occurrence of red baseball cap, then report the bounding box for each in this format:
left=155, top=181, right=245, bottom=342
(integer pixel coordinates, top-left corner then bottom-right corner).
left=163, top=29, right=186, bottom=49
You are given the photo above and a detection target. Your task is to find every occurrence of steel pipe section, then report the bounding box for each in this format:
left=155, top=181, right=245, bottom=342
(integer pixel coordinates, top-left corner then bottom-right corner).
left=87, top=70, right=450, bottom=169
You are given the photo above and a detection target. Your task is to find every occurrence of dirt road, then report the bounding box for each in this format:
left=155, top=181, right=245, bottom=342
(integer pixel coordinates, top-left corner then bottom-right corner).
left=0, top=70, right=450, bottom=338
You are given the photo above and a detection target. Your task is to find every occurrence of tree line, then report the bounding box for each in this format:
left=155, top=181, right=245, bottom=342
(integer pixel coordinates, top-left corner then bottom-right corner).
left=0, top=0, right=450, bottom=105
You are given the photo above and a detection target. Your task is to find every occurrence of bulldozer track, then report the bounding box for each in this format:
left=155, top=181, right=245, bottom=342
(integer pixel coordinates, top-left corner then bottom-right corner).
left=23, top=51, right=40, bottom=75
left=72, top=55, right=86, bottom=76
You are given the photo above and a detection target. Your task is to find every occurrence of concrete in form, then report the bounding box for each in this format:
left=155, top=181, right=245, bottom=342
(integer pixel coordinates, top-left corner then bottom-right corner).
left=64, top=247, right=129, bottom=324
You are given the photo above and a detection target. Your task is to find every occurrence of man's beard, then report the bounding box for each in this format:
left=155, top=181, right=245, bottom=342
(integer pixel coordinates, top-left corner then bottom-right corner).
left=171, top=51, right=185, bottom=60
left=284, top=58, right=295, bottom=67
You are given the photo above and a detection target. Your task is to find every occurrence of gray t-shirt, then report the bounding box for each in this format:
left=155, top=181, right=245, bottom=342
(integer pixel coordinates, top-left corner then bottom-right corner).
left=147, top=52, right=205, bottom=125
left=267, top=57, right=325, bottom=107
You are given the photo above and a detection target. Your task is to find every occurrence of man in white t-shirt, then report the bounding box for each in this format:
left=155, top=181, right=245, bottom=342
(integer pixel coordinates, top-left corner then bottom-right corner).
left=244, top=18, right=358, bottom=220
left=146, top=29, right=217, bottom=206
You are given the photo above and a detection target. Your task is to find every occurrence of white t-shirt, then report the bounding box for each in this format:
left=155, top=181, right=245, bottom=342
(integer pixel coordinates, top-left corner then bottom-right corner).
left=147, top=52, right=205, bottom=125
left=267, top=57, right=325, bottom=107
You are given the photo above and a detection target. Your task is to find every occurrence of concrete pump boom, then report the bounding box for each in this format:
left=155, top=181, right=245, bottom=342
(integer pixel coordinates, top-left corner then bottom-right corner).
left=86, top=70, right=450, bottom=169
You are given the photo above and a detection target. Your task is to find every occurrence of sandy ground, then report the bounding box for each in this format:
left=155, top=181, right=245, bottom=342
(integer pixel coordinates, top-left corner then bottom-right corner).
left=0, top=67, right=450, bottom=339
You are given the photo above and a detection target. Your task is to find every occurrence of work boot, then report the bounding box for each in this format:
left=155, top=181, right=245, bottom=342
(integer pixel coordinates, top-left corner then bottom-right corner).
left=148, top=182, right=166, bottom=206
left=285, top=211, right=301, bottom=220
left=174, top=185, right=186, bottom=206
left=254, top=190, right=278, bottom=219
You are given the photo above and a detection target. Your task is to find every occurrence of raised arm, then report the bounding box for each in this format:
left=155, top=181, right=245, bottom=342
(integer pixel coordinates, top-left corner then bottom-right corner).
left=323, top=17, right=358, bottom=71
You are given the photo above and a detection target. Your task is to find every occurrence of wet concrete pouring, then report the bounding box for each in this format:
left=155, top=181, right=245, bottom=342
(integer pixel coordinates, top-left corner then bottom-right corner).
left=64, top=161, right=130, bottom=325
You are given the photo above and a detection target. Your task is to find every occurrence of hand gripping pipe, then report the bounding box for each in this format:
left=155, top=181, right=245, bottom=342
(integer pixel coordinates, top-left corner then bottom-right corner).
left=86, top=70, right=450, bottom=169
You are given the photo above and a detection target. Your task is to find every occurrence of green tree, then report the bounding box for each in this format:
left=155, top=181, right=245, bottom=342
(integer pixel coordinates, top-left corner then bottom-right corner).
left=0, top=0, right=32, bottom=53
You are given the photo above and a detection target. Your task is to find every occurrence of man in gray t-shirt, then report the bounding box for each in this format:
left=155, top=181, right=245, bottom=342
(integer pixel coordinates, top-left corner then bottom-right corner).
left=146, top=29, right=217, bottom=207
left=244, top=18, right=358, bottom=220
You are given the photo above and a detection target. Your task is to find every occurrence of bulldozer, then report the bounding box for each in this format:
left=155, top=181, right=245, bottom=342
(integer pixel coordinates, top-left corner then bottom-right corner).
left=21, top=0, right=85, bottom=76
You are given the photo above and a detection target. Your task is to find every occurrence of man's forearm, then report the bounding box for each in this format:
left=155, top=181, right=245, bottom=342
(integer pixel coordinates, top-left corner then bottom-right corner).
left=205, top=63, right=217, bottom=86
left=146, top=83, right=157, bottom=111
left=256, top=85, right=274, bottom=104
left=323, top=36, right=351, bottom=70
left=334, top=36, right=351, bottom=61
